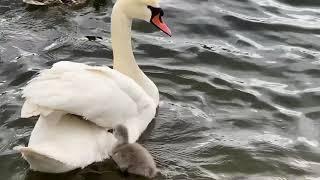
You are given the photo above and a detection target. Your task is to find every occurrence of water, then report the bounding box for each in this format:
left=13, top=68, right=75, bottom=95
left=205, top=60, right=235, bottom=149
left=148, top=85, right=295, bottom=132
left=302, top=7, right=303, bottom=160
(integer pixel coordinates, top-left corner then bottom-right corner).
left=1, top=0, right=320, bottom=179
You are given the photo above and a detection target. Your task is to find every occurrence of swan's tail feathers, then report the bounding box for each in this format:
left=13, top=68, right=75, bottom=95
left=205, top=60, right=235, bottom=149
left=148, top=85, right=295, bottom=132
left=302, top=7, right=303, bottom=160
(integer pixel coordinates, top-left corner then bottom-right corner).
left=21, top=100, right=64, bottom=125
left=17, top=147, right=75, bottom=173
left=21, top=100, right=41, bottom=118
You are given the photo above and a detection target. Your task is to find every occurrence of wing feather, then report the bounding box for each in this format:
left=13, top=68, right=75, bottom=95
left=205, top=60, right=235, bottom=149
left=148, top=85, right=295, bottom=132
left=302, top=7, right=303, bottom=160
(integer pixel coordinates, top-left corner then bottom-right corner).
left=22, top=61, right=151, bottom=128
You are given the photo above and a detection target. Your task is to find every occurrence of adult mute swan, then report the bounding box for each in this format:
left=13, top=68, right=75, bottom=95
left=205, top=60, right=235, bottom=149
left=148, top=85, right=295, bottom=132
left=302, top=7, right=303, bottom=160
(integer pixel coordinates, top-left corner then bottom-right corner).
left=17, top=0, right=171, bottom=173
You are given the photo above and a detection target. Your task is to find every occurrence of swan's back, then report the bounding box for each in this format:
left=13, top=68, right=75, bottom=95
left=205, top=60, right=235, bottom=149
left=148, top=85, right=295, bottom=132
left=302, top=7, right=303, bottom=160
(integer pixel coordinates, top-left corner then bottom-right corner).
left=22, top=61, right=157, bottom=142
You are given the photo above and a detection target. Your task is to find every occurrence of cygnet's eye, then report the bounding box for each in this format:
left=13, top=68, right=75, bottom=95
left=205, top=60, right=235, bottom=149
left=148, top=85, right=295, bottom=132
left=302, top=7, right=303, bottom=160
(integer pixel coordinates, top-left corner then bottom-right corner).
left=107, top=129, right=114, bottom=133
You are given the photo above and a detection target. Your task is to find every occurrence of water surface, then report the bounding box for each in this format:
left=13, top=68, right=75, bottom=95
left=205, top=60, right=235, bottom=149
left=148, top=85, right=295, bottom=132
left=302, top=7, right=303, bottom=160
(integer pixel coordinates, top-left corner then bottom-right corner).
left=1, top=0, right=320, bottom=179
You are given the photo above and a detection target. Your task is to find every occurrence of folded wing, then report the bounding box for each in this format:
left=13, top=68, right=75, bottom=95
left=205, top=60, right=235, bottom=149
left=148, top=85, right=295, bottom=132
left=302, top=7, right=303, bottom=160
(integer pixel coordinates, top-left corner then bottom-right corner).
left=21, top=61, right=152, bottom=128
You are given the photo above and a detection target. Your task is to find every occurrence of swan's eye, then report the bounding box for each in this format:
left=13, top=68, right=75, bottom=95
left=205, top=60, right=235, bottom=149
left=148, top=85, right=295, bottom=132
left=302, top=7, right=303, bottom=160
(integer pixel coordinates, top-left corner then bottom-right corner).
left=147, top=6, right=164, bottom=20
left=107, top=129, right=114, bottom=133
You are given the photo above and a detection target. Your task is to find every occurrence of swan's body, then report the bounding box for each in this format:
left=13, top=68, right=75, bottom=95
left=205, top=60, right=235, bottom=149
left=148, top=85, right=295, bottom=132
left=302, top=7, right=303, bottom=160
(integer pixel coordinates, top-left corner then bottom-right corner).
left=111, top=125, right=159, bottom=178
left=20, top=114, right=115, bottom=172
left=17, top=0, right=171, bottom=173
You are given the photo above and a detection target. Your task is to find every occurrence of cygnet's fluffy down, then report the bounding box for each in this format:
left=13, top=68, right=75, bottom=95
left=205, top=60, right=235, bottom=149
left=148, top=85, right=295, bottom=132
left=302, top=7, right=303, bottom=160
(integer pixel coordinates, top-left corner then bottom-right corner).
left=111, top=125, right=159, bottom=178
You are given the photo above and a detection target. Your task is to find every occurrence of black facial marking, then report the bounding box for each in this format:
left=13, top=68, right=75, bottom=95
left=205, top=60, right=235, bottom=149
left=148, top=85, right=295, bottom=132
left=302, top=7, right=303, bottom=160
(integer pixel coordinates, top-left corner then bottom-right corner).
left=107, top=129, right=114, bottom=133
left=147, top=6, right=164, bottom=22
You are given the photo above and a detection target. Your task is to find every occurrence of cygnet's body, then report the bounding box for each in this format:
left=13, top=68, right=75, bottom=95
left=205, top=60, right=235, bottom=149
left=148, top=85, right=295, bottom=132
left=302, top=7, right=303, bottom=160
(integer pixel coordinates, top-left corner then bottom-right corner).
left=111, top=125, right=159, bottom=178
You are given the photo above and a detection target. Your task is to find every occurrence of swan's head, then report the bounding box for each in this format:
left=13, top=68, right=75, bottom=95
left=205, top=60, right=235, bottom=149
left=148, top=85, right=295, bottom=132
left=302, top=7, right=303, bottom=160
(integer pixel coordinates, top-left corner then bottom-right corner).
left=116, top=0, right=171, bottom=36
left=113, top=124, right=129, bottom=145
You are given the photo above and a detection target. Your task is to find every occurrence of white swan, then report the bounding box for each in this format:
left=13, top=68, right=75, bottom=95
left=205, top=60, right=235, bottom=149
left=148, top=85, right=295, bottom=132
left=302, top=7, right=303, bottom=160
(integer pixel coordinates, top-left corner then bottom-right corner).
left=17, top=0, right=171, bottom=173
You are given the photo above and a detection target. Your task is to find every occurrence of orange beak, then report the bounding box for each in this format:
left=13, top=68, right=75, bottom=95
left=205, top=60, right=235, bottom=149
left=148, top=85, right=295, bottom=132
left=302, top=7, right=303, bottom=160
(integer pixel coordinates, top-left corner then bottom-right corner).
left=151, top=14, right=172, bottom=36
left=148, top=6, right=172, bottom=37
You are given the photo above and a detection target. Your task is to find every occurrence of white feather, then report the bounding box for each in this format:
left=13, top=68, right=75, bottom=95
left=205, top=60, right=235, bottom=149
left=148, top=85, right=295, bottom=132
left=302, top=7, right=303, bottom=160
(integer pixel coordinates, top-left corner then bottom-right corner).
left=21, top=100, right=41, bottom=118
left=22, top=61, right=154, bottom=128
left=17, top=114, right=116, bottom=173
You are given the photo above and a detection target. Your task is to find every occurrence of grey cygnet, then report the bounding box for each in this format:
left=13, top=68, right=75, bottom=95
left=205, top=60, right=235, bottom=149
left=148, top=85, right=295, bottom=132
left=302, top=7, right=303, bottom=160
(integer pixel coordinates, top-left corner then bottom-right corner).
left=111, top=125, right=159, bottom=178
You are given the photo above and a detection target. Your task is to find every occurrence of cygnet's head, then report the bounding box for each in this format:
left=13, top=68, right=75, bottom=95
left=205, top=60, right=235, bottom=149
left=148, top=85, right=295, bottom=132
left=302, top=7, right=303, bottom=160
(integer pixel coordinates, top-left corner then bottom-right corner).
left=113, top=124, right=129, bottom=145
left=114, top=0, right=171, bottom=36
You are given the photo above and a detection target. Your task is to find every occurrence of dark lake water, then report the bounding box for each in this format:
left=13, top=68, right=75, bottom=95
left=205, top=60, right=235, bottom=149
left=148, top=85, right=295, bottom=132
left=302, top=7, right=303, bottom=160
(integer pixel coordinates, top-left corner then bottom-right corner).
left=1, top=0, right=320, bottom=179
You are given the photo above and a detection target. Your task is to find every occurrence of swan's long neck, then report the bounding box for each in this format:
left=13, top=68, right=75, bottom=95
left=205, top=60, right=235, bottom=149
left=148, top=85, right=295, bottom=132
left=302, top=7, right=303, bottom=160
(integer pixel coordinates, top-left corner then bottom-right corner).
left=111, top=4, right=138, bottom=78
left=111, top=3, right=159, bottom=105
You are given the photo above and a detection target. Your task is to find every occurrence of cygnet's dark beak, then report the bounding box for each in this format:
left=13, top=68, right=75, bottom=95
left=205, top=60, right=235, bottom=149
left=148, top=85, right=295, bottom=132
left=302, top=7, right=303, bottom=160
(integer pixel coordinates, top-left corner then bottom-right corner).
left=148, top=6, right=172, bottom=37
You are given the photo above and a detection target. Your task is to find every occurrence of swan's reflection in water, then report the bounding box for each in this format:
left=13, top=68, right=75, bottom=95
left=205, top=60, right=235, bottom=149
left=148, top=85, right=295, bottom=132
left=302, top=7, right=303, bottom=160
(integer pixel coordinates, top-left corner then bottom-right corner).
left=24, top=160, right=152, bottom=180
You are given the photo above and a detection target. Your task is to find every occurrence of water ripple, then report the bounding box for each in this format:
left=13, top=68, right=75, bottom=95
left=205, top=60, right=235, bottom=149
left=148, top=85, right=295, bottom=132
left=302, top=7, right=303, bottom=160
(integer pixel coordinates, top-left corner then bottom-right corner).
left=0, top=0, right=320, bottom=179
